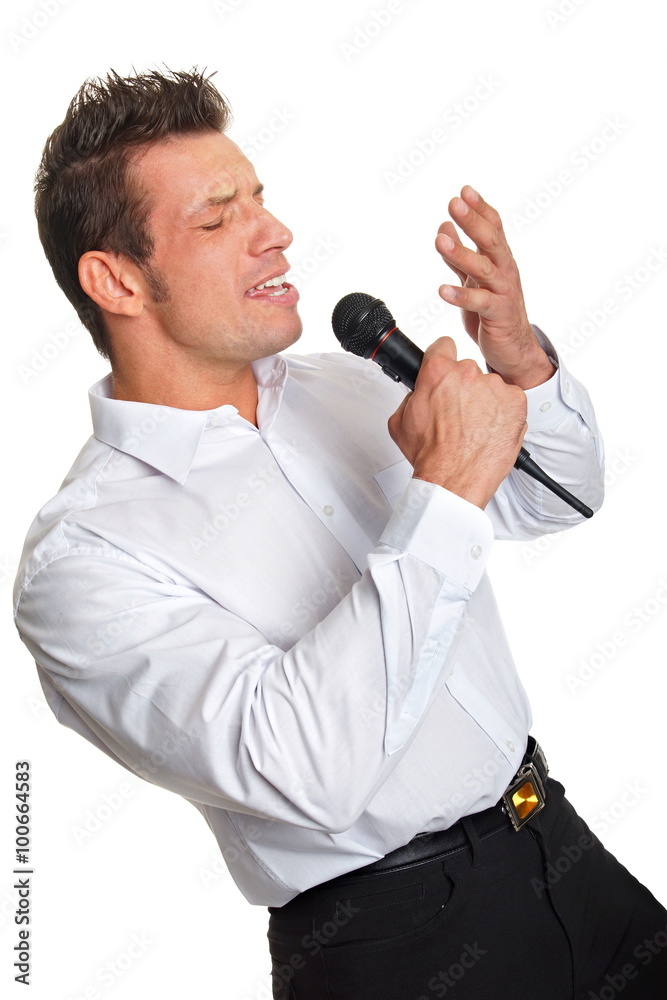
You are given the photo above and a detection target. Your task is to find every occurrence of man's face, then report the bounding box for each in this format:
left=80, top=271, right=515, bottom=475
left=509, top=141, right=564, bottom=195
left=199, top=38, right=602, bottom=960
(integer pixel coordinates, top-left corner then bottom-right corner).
left=131, top=130, right=302, bottom=366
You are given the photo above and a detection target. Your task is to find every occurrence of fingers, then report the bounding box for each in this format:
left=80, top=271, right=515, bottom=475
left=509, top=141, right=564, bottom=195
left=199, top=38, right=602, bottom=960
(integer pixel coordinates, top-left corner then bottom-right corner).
left=435, top=186, right=522, bottom=318
left=389, top=338, right=458, bottom=442
left=438, top=282, right=498, bottom=318
left=432, top=187, right=539, bottom=384
left=458, top=185, right=503, bottom=231
left=435, top=199, right=513, bottom=294
left=434, top=222, right=469, bottom=286
left=388, top=342, right=529, bottom=508
left=446, top=186, right=515, bottom=271
left=436, top=229, right=500, bottom=292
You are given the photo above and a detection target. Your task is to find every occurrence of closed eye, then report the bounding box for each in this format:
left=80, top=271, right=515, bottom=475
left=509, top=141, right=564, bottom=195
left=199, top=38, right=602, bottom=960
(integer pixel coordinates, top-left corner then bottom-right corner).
left=200, top=189, right=264, bottom=230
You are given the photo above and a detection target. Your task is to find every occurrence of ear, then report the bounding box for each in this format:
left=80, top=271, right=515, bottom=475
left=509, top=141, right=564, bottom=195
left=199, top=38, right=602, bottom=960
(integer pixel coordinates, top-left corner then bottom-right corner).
left=78, top=251, right=145, bottom=318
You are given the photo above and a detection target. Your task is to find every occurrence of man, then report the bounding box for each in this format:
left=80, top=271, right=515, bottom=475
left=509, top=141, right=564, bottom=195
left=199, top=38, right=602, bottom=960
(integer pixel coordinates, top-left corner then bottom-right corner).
left=13, top=68, right=666, bottom=998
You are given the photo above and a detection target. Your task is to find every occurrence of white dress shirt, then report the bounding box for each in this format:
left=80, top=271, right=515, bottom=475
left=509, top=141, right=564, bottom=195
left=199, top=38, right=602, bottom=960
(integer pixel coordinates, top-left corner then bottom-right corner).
left=13, top=328, right=604, bottom=906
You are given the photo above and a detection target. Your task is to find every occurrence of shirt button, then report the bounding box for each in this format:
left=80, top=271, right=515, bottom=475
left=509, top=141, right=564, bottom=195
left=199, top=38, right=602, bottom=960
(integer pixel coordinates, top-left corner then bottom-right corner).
left=506, top=739, right=516, bottom=752
left=470, top=544, right=483, bottom=560
left=539, top=401, right=552, bottom=412
left=323, top=505, right=334, bottom=516
left=563, top=381, right=570, bottom=395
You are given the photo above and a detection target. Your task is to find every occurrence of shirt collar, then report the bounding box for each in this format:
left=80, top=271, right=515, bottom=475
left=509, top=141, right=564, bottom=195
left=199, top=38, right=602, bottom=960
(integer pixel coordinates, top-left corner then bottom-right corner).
left=88, top=353, right=320, bottom=485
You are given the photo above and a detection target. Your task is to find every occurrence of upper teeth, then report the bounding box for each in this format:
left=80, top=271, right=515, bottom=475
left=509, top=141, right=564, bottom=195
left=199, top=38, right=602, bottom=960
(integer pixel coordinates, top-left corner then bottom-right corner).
left=253, top=274, right=286, bottom=290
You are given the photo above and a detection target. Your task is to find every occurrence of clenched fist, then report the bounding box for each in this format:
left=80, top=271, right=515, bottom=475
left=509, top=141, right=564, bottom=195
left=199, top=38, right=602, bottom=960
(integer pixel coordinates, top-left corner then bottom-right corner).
left=388, top=337, right=528, bottom=510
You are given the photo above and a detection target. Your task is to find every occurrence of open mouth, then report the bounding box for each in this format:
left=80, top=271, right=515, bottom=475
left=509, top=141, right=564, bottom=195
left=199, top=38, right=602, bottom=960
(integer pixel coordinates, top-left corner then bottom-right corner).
left=245, top=272, right=299, bottom=304
left=248, top=273, right=289, bottom=296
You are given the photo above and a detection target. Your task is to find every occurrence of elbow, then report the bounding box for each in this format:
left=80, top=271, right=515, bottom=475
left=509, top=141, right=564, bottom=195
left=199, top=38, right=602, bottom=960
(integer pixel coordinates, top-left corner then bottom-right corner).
left=306, top=802, right=365, bottom=836
left=236, top=743, right=373, bottom=835
left=282, top=774, right=371, bottom=835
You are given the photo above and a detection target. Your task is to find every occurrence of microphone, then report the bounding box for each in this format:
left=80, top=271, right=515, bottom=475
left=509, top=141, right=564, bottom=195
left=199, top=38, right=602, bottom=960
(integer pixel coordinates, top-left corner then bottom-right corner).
left=331, top=292, right=594, bottom=519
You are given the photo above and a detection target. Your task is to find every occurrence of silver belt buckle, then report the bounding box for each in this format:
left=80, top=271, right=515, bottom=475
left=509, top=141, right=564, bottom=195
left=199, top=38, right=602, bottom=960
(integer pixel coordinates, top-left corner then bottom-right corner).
left=502, top=761, right=546, bottom=832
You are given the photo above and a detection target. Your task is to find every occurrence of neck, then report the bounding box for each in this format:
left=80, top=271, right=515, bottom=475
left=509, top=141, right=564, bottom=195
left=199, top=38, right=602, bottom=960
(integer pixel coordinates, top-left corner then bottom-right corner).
left=111, top=357, right=260, bottom=426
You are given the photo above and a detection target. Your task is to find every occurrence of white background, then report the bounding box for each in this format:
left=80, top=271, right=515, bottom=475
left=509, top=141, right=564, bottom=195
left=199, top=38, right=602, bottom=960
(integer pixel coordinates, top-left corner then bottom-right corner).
left=2, top=0, right=666, bottom=997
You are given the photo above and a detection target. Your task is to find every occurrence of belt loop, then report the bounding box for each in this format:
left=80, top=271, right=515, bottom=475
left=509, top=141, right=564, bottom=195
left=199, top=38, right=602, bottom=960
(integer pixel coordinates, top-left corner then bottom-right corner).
left=460, top=815, right=483, bottom=869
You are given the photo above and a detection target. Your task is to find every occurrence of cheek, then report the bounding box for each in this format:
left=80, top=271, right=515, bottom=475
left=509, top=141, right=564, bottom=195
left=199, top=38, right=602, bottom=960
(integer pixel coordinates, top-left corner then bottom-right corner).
left=168, top=258, right=239, bottom=304
left=194, top=251, right=243, bottom=299
left=154, top=234, right=246, bottom=312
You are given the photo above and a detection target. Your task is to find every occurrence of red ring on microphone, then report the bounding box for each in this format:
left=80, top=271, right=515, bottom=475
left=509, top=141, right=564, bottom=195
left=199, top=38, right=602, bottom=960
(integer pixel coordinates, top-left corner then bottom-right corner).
left=370, top=328, right=397, bottom=362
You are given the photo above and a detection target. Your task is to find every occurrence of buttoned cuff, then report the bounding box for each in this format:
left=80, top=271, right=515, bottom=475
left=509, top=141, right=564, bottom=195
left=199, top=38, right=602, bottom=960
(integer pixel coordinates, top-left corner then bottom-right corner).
left=524, top=325, right=585, bottom=431
left=378, top=478, right=493, bottom=592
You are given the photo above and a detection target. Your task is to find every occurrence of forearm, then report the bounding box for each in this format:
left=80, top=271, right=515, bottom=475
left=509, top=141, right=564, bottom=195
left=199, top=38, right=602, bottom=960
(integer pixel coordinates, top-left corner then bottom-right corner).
left=15, top=480, right=493, bottom=834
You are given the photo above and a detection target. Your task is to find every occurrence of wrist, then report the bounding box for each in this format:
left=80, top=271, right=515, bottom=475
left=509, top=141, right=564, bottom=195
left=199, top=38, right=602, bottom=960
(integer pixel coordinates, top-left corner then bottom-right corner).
left=491, top=342, right=556, bottom=390
left=412, top=470, right=493, bottom=511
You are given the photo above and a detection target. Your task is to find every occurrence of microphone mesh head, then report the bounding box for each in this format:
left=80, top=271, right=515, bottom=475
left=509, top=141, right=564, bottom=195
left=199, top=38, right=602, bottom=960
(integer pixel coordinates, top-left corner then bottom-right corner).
left=331, top=292, right=394, bottom=356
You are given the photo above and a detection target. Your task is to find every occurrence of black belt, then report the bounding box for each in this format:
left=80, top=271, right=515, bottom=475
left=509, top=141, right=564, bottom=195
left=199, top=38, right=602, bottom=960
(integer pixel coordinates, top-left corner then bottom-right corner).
left=340, top=736, right=549, bottom=878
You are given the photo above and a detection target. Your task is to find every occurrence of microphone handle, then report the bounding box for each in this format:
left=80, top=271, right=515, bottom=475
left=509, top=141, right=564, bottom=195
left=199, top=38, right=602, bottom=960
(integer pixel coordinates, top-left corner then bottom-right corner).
left=369, top=326, right=594, bottom=519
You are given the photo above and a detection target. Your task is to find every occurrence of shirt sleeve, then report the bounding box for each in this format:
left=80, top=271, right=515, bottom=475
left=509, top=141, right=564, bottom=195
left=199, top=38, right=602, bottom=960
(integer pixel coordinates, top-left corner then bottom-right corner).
left=312, top=334, right=604, bottom=541
left=484, top=326, right=605, bottom=538
left=14, top=479, right=493, bottom=835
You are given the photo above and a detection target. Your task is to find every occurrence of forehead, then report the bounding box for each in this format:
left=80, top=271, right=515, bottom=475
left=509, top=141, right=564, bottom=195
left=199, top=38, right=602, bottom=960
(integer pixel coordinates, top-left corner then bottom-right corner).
left=131, top=131, right=258, bottom=223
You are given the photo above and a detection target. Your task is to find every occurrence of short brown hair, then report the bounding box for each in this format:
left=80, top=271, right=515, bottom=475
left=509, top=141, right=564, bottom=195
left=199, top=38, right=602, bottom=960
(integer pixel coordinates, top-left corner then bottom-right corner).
left=34, top=67, right=233, bottom=361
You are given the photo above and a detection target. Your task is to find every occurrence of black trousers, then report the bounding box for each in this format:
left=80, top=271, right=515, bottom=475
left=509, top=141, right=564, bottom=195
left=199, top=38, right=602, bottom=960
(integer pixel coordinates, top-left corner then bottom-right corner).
left=267, top=779, right=667, bottom=999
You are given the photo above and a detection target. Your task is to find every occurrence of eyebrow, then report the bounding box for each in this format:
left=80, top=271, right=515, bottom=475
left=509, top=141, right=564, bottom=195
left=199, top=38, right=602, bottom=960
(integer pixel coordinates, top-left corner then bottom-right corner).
left=184, top=183, right=264, bottom=220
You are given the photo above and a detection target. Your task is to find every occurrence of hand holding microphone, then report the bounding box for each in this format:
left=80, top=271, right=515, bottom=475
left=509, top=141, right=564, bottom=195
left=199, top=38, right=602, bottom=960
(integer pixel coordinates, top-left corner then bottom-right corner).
left=331, top=187, right=594, bottom=517
left=331, top=292, right=594, bottom=517
left=386, top=337, right=528, bottom=511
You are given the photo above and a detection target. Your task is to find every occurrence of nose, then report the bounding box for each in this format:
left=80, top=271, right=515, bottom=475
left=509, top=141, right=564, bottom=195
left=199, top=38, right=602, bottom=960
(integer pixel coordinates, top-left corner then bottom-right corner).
left=249, top=204, right=293, bottom=258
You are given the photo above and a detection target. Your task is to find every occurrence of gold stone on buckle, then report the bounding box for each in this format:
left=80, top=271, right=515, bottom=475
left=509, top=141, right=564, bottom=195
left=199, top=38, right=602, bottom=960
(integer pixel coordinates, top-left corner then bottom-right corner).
left=502, top=762, right=546, bottom=832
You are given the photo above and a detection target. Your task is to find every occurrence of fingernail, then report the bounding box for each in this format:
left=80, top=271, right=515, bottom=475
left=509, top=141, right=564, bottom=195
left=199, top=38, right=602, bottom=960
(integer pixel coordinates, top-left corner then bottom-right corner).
left=438, top=233, right=455, bottom=251
left=465, top=185, right=479, bottom=200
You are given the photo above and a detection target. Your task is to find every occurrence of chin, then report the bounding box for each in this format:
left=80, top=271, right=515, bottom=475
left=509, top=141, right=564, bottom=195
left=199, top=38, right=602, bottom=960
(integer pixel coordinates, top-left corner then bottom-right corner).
left=276, top=316, right=304, bottom=353
left=240, top=310, right=303, bottom=361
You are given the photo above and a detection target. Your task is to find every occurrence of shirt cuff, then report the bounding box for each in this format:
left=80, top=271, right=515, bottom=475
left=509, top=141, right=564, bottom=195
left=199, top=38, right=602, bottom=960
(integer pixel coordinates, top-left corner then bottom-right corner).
left=523, top=325, right=584, bottom=431
left=378, top=478, right=493, bottom=592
